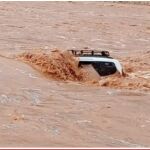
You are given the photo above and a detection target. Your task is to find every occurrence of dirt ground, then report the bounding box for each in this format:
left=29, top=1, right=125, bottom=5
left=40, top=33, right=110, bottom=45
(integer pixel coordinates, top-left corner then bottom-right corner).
left=0, top=2, right=150, bottom=148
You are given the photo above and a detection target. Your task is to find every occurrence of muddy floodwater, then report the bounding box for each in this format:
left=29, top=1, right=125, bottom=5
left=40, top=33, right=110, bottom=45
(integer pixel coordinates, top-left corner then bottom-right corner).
left=0, top=2, right=150, bottom=147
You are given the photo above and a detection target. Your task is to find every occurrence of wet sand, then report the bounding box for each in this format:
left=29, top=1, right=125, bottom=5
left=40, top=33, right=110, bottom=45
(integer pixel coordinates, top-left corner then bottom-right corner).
left=0, top=2, right=150, bottom=147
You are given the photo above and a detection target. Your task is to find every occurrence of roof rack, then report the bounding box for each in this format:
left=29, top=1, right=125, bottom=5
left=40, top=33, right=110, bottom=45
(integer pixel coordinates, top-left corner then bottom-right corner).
left=68, top=49, right=110, bottom=57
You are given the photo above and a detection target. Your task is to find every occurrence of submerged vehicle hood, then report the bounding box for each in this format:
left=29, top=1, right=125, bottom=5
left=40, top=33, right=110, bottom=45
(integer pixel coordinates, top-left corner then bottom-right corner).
left=77, top=56, right=123, bottom=75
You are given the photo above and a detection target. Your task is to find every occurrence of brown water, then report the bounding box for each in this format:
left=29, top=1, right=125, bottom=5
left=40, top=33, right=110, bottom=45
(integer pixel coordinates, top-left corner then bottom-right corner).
left=17, top=50, right=87, bottom=81
left=0, top=2, right=150, bottom=147
left=17, top=50, right=150, bottom=91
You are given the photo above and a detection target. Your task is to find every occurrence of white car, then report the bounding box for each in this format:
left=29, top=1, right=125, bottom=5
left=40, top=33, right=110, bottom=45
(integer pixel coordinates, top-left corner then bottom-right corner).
left=68, top=49, right=123, bottom=76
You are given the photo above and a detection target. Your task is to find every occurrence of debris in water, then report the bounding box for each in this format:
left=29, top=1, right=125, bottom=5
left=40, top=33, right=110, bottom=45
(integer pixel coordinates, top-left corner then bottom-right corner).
left=8, top=110, right=25, bottom=122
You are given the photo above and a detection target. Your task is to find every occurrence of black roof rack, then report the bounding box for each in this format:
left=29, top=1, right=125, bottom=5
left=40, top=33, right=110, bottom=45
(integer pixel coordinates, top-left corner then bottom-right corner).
left=68, top=49, right=110, bottom=57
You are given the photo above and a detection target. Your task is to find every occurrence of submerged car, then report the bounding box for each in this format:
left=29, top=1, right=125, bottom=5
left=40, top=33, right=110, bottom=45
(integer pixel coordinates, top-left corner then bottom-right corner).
left=68, top=49, right=123, bottom=76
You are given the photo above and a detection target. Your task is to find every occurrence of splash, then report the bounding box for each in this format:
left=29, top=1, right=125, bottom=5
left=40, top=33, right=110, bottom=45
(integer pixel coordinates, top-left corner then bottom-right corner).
left=97, top=51, right=150, bottom=91
left=17, top=50, right=88, bottom=81
left=17, top=50, right=150, bottom=91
